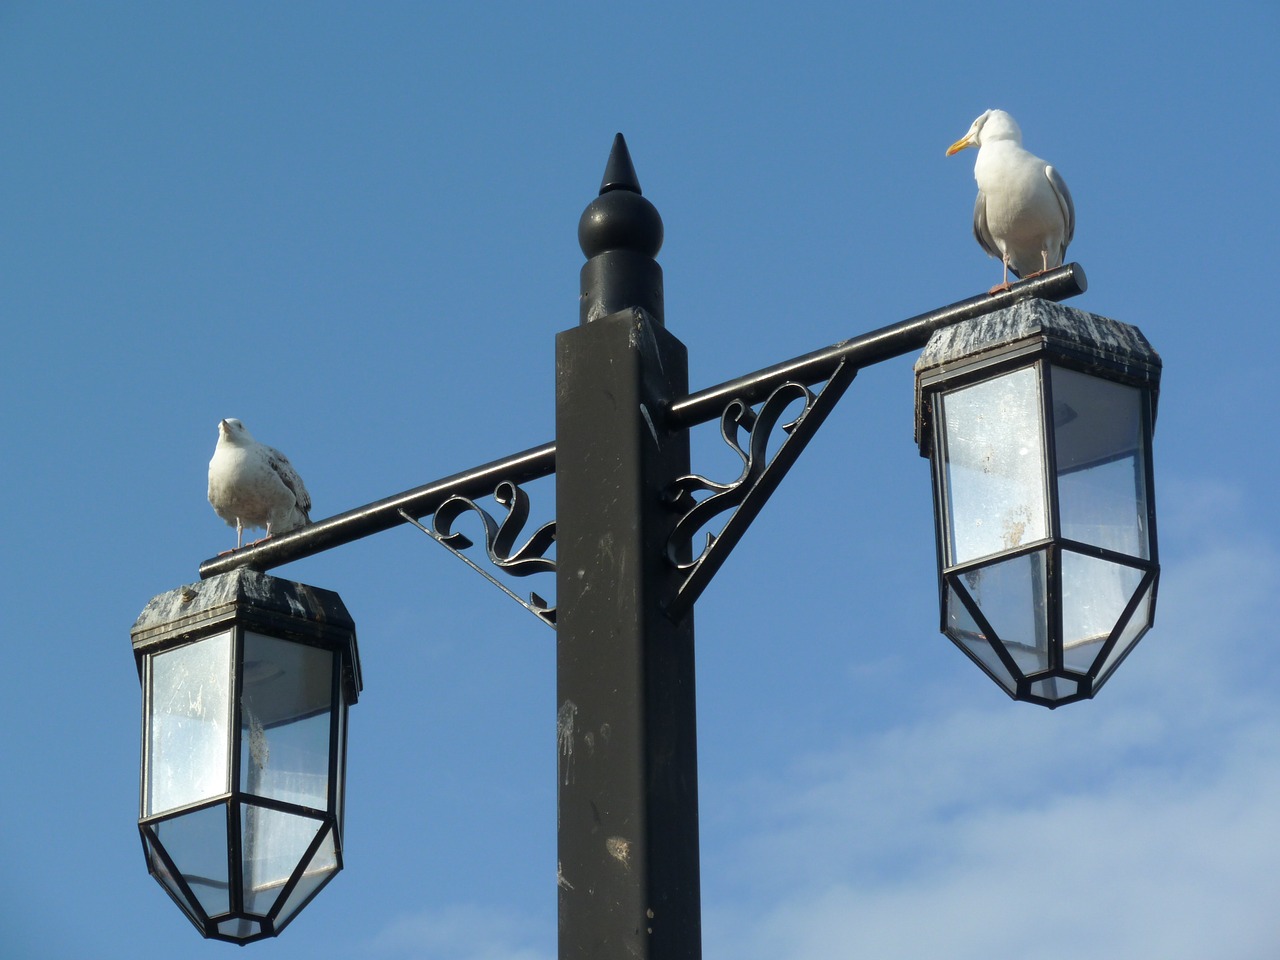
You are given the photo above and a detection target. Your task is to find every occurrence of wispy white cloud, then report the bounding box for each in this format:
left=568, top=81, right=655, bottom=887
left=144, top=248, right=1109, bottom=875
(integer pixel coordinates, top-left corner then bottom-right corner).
left=360, top=484, right=1280, bottom=960
left=705, top=720, right=1280, bottom=960
left=701, top=482, right=1280, bottom=959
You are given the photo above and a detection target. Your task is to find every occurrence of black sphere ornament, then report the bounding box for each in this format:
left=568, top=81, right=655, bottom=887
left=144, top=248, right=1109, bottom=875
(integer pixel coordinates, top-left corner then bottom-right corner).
left=578, top=133, right=665, bottom=325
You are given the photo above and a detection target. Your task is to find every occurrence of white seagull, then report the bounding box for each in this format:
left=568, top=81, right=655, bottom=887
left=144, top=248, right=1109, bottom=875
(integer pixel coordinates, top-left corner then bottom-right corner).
left=207, top=418, right=312, bottom=550
left=946, top=109, right=1075, bottom=291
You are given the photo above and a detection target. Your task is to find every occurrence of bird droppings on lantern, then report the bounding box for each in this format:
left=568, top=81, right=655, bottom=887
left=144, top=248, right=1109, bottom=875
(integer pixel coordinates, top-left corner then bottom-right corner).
left=131, top=567, right=361, bottom=943
left=915, top=298, right=1161, bottom=707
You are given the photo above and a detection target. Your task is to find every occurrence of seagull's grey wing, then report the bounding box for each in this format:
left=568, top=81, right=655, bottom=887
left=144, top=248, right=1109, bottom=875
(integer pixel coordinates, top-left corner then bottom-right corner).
left=1046, top=164, right=1074, bottom=254
left=266, top=446, right=312, bottom=519
left=972, top=189, right=1001, bottom=260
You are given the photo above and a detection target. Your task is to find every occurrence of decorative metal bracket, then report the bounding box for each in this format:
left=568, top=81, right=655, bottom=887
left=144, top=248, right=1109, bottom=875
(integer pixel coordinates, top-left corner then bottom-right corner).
left=664, top=358, right=858, bottom=621
left=399, top=480, right=556, bottom=627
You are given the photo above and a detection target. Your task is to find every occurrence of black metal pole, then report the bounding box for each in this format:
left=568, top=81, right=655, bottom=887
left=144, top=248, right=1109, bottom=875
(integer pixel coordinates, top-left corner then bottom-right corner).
left=554, top=135, right=701, bottom=959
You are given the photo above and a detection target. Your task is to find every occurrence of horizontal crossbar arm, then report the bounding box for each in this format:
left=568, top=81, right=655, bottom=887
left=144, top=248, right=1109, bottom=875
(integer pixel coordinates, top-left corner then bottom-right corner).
left=199, top=442, right=556, bottom=578
left=198, top=264, right=1085, bottom=579
left=667, top=263, right=1087, bottom=428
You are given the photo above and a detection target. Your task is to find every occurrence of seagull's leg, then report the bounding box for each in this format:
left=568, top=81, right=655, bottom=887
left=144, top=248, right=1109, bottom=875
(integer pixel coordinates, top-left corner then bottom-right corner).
left=988, top=256, right=1014, bottom=295
left=1021, top=249, right=1054, bottom=281
left=244, top=522, right=276, bottom=550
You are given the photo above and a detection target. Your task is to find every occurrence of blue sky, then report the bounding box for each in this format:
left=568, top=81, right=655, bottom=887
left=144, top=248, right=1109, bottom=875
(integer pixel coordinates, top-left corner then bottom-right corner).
left=3, top=2, right=1279, bottom=958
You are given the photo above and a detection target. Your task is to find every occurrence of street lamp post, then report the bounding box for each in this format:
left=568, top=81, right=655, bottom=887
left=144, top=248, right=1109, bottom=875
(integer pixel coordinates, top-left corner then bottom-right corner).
left=131, top=134, right=1156, bottom=956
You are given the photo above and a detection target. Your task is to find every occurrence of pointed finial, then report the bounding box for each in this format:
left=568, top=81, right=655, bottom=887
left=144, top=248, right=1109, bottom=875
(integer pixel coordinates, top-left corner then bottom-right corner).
left=577, top=133, right=665, bottom=325
left=599, top=133, right=642, bottom=195
left=579, top=133, right=662, bottom=260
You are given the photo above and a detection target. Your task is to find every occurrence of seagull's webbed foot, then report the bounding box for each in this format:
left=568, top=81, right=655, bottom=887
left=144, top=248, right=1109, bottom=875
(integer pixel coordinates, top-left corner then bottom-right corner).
left=988, top=256, right=1015, bottom=295
left=1018, top=252, right=1053, bottom=282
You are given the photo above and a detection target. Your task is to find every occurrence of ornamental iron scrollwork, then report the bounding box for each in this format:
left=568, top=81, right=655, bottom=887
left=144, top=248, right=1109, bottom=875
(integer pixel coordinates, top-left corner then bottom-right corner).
left=400, top=480, right=556, bottom=627
left=666, top=381, right=813, bottom=568
left=664, top=359, right=858, bottom=621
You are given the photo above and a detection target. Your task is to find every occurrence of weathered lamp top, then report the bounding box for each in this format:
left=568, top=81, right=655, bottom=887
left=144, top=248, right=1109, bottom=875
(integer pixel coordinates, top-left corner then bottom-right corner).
left=915, top=297, right=1161, bottom=378
left=131, top=566, right=361, bottom=701
left=915, top=298, right=1162, bottom=454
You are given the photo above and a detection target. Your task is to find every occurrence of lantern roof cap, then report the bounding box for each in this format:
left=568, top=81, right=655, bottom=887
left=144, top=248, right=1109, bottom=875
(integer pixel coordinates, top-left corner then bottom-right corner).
left=914, top=298, right=1161, bottom=455
left=914, top=298, right=1161, bottom=381
left=131, top=567, right=361, bottom=699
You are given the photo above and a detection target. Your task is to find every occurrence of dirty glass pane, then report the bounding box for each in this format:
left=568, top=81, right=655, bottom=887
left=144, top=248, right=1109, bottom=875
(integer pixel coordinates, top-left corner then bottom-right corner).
left=217, top=918, right=263, bottom=941
left=1060, top=551, right=1146, bottom=673
left=146, top=632, right=232, bottom=816
left=153, top=804, right=231, bottom=918
left=1052, top=366, right=1149, bottom=559
left=945, top=580, right=1017, bottom=693
left=1030, top=676, right=1078, bottom=701
left=239, top=632, right=334, bottom=809
left=274, top=826, right=339, bottom=932
left=959, top=550, right=1050, bottom=675
left=241, top=803, right=323, bottom=916
left=939, top=367, right=1048, bottom=565
left=1096, top=578, right=1155, bottom=685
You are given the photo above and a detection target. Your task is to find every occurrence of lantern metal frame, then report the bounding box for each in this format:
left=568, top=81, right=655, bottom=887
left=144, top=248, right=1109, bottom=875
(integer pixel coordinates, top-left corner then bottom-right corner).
left=131, top=568, right=362, bottom=944
left=915, top=300, right=1162, bottom=707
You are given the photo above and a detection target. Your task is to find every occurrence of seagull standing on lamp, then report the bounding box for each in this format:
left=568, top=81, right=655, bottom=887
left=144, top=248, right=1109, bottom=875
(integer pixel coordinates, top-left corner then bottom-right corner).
left=946, top=109, right=1075, bottom=294
left=915, top=299, right=1161, bottom=707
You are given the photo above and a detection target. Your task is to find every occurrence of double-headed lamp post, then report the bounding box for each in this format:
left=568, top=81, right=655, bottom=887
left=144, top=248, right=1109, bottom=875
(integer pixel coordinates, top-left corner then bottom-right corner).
left=131, top=134, right=1161, bottom=954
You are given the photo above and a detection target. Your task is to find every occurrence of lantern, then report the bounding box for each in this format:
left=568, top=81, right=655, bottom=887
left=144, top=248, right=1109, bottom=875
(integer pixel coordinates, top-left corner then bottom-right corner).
left=915, top=299, right=1160, bottom=707
left=131, top=567, right=361, bottom=942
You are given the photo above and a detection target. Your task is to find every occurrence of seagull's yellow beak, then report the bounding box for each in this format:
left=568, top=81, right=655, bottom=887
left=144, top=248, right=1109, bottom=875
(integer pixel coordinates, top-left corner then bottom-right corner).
left=946, top=135, right=974, bottom=157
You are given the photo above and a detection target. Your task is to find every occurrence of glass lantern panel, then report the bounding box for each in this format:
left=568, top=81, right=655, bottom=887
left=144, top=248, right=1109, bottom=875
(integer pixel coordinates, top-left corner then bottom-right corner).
left=1051, top=366, right=1150, bottom=560
left=1096, top=577, right=1156, bottom=685
left=1029, top=676, right=1079, bottom=702
left=334, top=702, right=347, bottom=832
left=939, top=367, right=1049, bottom=565
left=241, top=803, right=324, bottom=916
left=240, top=632, right=335, bottom=809
left=217, top=917, right=264, bottom=941
left=146, top=632, right=233, bottom=816
left=958, top=550, right=1051, bottom=675
left=274, top=825, right=339, bottom=931
left=152, top=804, right=231, bottom=918
left=144, top=830, right=198, bottom=918
left=1060, top=551, right=1146, bottom=673
left=945, top=581, right=1017, bottom=692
